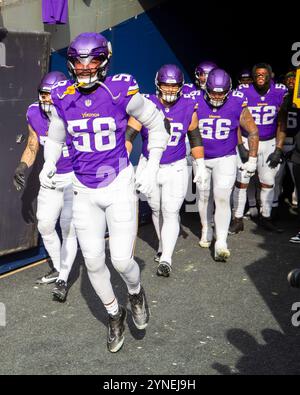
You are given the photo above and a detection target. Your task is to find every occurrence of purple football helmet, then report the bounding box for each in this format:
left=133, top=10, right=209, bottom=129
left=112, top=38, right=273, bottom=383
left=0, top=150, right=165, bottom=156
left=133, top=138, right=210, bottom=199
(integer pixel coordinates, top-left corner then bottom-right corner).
left=195, top=61, right=217, bottom=89
left=155, top=64, right=184, bottom=103
left=67, top=32, right=112, bottom=86
left=38, top=71, right=66, bottom=112
left=238, top=68, right=252, bottom=84
left=205, top=68, right=232, bottom=107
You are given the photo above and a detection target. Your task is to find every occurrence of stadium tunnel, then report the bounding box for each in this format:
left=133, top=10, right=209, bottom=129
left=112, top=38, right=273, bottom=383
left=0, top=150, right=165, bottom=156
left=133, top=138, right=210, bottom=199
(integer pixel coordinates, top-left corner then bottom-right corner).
left=0, top=0, right=299, bottom=273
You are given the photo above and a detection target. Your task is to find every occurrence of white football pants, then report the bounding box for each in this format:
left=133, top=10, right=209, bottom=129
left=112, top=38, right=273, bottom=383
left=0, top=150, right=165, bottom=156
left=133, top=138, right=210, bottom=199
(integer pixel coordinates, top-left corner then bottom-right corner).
left=136, top=156, right=188, bottom=265
left=72, top=164, right=140, bottom=306
left=194, top=155, right=237, bottom=246
left=37, top=172, right=77, bottom=282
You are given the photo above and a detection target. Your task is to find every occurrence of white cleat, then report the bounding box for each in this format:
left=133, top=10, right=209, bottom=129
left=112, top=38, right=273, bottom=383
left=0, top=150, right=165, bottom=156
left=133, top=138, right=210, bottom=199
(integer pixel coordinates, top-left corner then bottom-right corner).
left=214, top=242, right=230, bottom=262
left=199, top=226, right=213, bottom=248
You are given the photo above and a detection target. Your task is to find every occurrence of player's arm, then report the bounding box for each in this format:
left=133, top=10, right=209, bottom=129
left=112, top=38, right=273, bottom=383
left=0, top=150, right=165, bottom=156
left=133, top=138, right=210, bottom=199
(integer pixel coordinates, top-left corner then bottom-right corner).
left=20, top=125, right=39, bottom=167
left=238, top=107, right=259, bottom=176
left=266, top=101, right=288, bottom=168
left=126, top=93, right=170, bottom=194
left=187, top=111, right=208, bottom=186
left=13, top=125, right=39, bottom=191
left=40, top=106, right=66, bottom=188
left=239, top=107, right=259, bottom=158
left=187, top=111, right=204, bottom=160
left=126, top=93, right=170, bottom=162
left=125, top=116, right=142, bottom=155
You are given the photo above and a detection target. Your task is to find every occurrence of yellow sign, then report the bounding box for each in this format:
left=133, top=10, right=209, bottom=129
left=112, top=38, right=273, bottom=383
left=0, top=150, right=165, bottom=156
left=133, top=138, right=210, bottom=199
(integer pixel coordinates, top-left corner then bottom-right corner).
left=293, top=68, right=300, bottom=108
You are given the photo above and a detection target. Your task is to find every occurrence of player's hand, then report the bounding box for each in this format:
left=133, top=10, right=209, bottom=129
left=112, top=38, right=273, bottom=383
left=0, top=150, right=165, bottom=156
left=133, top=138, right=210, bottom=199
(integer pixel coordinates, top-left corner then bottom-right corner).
left=13, top=162, right=28, bottom=191
left=39, top=161, right=57, bottom=189
left=240, top=156, right=257, bottom=177
left=267, top=147, right=283, bottom=168
left=193, top=158, right=209, bottom=189
left=238, top=144, right=249, bottom=164
left=135, top=162, right=158, bottom=196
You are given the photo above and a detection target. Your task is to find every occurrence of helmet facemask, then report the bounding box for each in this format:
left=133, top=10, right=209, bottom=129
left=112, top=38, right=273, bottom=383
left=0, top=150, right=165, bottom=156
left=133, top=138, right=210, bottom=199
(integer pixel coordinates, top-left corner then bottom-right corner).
left=156, top=82, right=183, bottom=103
left=205, top=86, right=231, bottom=107
left=39, top=90, right=52, bottom=113
left=68, top=53, right=110, bottom=88
left=195, top=71, right=208, bottom=89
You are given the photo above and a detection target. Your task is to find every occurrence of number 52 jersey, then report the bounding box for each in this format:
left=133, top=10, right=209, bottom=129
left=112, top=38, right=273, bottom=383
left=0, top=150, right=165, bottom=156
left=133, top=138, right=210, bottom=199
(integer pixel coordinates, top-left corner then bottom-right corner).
left=51, top=74, right=140, bottom=189
left=238, top=83, right=287, bottom=140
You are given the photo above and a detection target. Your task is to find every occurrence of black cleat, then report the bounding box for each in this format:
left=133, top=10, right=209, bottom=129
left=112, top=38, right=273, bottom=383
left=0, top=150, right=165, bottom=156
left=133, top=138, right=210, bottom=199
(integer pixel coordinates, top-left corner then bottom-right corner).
left=260, top=216, right=283, bottom=233
left=157, top=261, right=172, bottom=277
left=154, top=252, right=162, bottom=263
left=228, top=217, right=244, bottom=234
left=52, top=280, right=68, bottom=302
left=107, top=305, right=127, bottom=353
left=128, top=287, right=149, bottom=330
left=36, top=268, right=59, bottom=284
left=288, top=269, right=300, bottom=288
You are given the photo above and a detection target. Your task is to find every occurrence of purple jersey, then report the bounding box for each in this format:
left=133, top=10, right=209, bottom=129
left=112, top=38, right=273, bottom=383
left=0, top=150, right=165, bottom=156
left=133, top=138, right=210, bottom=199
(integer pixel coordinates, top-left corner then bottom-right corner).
left=51, top=74, right=140, bottom=188
left=238, top=83, right=287, bottom=140
left=182, top=83, right=197, bottom=95
left=26, top=103, right=73, bottom=174
left=196, top=90, right=247, bottom=159
left=141, top=94, right=197, bottom=164
left=42, top=0, right=68, bottom=24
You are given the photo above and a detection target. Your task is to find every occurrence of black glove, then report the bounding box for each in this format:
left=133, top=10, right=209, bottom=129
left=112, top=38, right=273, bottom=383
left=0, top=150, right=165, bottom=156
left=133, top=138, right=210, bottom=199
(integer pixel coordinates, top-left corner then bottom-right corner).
left=266, top=147, right=283, bottom=168
left=237, top=144, right=249, bottom=164
left=13, top=162, right=28, bottom=191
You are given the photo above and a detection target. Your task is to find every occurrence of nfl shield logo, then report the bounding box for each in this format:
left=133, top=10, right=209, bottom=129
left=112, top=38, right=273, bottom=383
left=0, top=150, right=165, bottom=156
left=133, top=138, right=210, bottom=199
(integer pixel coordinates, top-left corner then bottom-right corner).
left=85, top=99, right=92, bottom=107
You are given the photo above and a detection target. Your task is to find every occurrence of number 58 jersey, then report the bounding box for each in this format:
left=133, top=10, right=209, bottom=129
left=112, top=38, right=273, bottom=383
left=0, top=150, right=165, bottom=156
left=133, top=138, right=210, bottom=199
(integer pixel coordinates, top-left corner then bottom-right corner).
left=51, top=74, right=140, bottom=188
left=195, top=90, right=247, bottom=159
left=238, top=83, right=287, bottom=141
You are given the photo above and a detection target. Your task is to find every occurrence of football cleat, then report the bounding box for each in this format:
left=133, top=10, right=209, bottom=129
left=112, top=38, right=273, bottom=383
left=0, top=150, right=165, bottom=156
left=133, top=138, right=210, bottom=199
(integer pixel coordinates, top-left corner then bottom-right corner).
left=107, top=305, right=127, bottom=353
left=36, top=267, right=59, bottom=284
left=214, top=242, right=230, bottom=262
left=157, top=261, right=172, bottom=277
left=199, top=226, right=213, bottom=248
left=289, top=232, right=300, bottom=243
left=260, top=216, right=283, bottom=233
left=228, top=217, right=244, bottom=234
left=52, top=280, right=68, bottom=302
left=128, top=287, right=149, bottom=330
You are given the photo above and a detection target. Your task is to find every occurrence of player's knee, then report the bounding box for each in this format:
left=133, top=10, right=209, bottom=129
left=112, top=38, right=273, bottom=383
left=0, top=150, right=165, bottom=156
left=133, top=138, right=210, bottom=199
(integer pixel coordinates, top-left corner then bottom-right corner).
left=111, top=256, right=133, bottom=274
left=37, top=219, right=56, bottom=236
left=85, top=254, right=106, bottom=274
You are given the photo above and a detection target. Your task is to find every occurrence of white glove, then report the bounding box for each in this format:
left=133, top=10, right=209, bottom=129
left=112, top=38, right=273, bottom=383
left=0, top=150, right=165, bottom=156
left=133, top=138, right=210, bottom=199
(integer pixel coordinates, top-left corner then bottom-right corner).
left=240, top=156, right=257, bottom=177
left=135, top=149, right=162, bottom=196
left=193, top=158, right=209, bottom=188
left=39, top=161, right=57, bottom=189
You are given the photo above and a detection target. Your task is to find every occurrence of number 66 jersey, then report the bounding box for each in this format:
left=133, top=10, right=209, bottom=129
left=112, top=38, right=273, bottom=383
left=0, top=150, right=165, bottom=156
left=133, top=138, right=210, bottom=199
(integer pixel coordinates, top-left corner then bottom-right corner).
left=51, top=74, right=139, bottom=188
left=194, top=90, right=247, bottom=159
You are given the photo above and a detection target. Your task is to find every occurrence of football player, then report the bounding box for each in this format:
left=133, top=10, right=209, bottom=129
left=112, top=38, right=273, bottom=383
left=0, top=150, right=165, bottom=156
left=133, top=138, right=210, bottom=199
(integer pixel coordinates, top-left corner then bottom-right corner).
left=39, top=32, right=170, bottom=353
left=13, top=71, right=77, bottom=302
left=182, top=60, right=217, bottom=94
left=126, top=64, right=208, bottom=277
left=237, top=68, right=253, bottom=86
left=194, top=68, right=258, bottom=261
left=230, top=63, right=287, bottom=233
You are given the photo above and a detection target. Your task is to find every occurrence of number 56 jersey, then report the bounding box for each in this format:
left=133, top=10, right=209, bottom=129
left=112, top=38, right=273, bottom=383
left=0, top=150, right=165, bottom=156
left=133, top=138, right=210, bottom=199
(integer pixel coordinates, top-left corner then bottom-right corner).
left=51, top=74, right=139, bottom=189
left=195, top=90, right=247, bottom=159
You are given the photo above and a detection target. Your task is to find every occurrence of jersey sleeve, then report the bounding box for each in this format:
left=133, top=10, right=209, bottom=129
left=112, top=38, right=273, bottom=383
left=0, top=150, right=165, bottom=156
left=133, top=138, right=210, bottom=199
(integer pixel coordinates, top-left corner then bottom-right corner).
left=109, top=74, right=140, bottom=108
